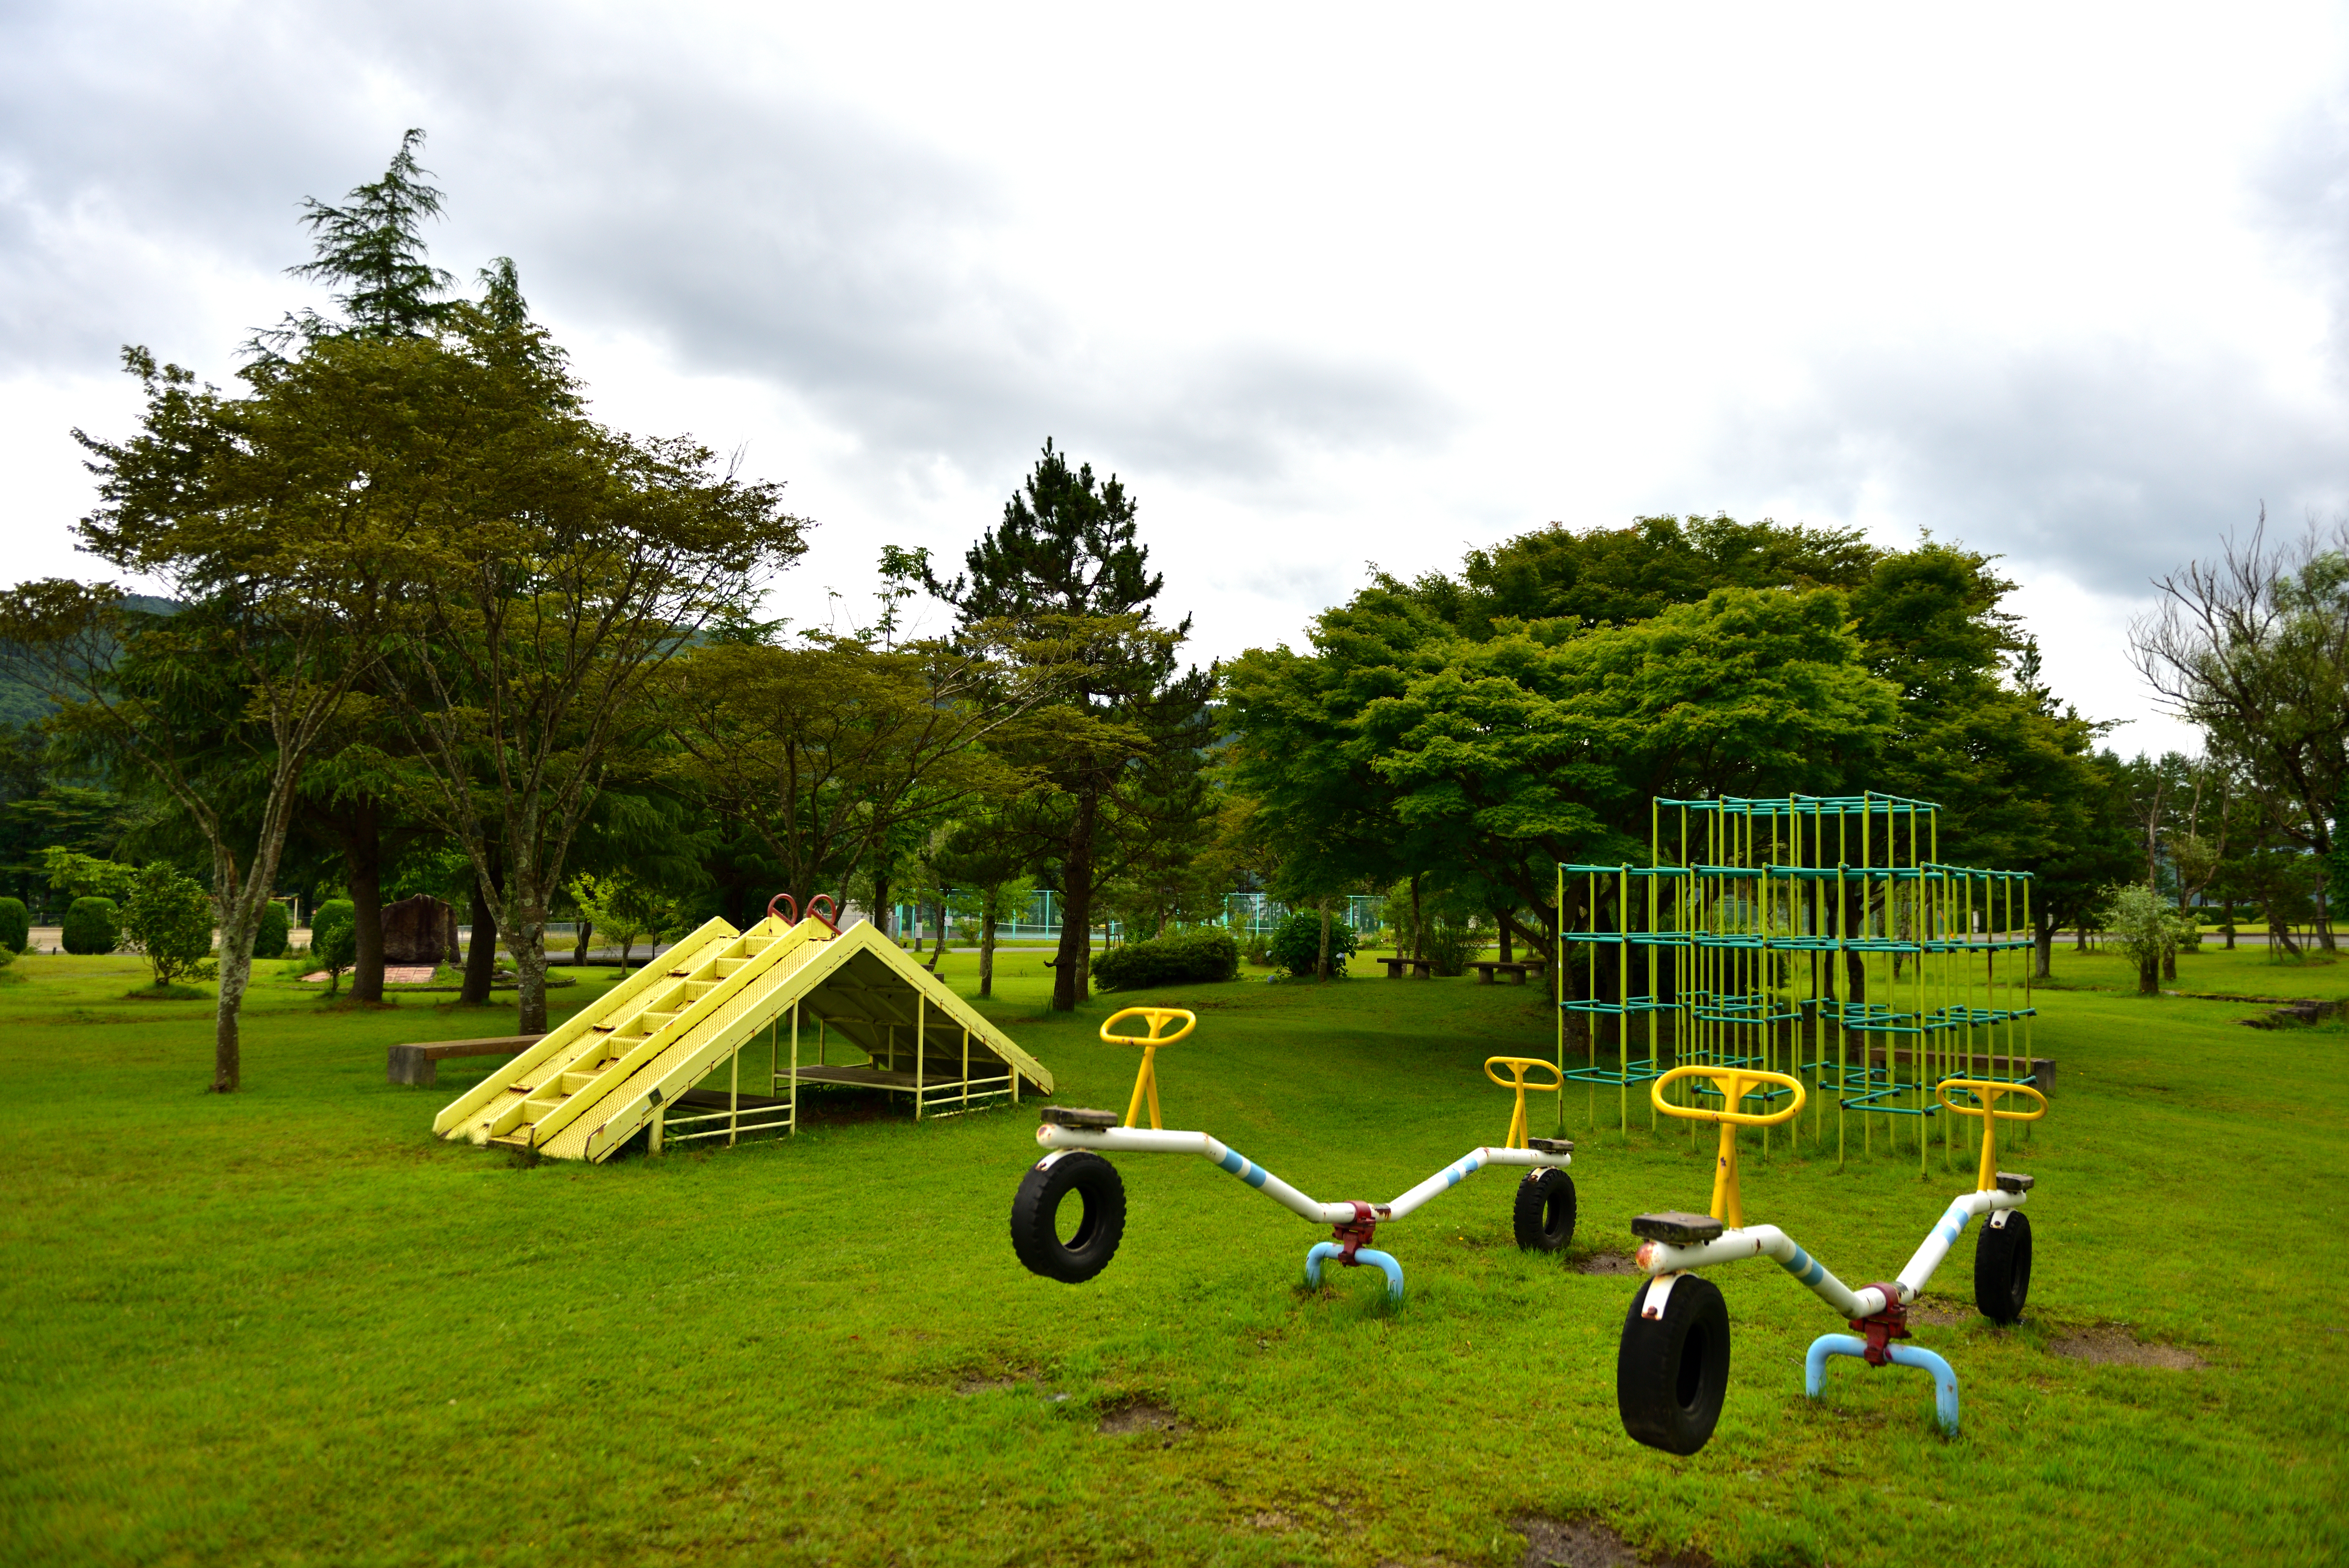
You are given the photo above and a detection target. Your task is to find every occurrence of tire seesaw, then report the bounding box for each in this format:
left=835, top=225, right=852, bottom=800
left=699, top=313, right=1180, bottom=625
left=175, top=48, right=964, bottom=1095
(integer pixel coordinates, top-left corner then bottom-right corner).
left=1009, top=1007, right=1579, bottom=1302
left=1616, top=1065, right=2049, bottom=1454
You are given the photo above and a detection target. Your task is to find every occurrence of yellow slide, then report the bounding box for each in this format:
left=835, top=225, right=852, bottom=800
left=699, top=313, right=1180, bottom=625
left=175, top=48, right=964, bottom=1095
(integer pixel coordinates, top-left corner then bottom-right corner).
left=432, top=916, right=1052, bottom=1162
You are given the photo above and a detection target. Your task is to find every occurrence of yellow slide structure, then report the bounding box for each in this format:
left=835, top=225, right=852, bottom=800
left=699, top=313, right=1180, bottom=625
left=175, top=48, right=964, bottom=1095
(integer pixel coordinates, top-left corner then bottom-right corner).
left=431, top=915, right=1052, bottom=1162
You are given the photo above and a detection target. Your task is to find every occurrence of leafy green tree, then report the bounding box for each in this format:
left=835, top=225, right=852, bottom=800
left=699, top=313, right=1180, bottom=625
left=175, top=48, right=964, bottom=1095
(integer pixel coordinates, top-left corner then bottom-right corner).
left=2100, top=882, right=2189, bottom=995
left=1405, top=513, right=1878, bottom=639
left=659, top=628, right=1043, bottom=916
left=42, top=846, right=139, bottom=901
left=121, top=861, right=216, bottom=987
left=0, top=144, right=443, bottom=1089
left=565, top=870, right=678, bottom=972
left=925, top=442, right=1216, bottom=1010
left=1228, top=582, right=1897, bottom=967
left=2134, top=519, right=2349, bottom=950
left=0, top=896, right=26, bottom=953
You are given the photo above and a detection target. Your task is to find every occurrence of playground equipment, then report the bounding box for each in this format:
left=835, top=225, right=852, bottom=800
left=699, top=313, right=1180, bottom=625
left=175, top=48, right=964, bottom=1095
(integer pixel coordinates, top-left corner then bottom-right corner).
left=1010, top=1010, right=1578, bottom=1301
left=1615, top=1064, right=2047, bottom=1454
left=1558, top=792, right=2041, bottom=1173
left=431, top=901, right=1052, bottom=1161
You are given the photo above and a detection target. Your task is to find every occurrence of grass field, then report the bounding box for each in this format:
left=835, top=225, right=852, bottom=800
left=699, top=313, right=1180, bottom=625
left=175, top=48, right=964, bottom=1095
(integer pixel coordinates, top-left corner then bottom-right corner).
left=4, top=941, right=2345, bottom=1566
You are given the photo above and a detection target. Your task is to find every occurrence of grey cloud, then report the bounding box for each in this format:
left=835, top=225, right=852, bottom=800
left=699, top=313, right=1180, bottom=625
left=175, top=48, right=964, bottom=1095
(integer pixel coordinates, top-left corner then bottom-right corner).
left=1693, top=339, right=2349, bottom=596
left=0, top=0, right=1451, bottom=497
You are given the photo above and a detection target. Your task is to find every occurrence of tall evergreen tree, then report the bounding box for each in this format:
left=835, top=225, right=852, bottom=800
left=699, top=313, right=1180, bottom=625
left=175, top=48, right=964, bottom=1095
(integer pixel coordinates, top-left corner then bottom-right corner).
left=927, top=441, right=1214, bottom=1010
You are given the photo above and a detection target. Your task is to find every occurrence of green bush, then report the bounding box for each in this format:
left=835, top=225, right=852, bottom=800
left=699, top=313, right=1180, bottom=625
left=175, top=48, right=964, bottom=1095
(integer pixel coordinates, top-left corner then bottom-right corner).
left=62, top=897, right=121, bottom=956
left=254, top=901, right=291, bottom=959
left=1267, top=909, right=1357, bottom=979
left=310, top=900, right=358, bottom=994
left=1092, top=928, right=1242, bottom=992
left=1424, top=914, right=1481, bottom=977
left=123, top=862, right=217, bottom=987
left=0, top=896, right=27, bottom=954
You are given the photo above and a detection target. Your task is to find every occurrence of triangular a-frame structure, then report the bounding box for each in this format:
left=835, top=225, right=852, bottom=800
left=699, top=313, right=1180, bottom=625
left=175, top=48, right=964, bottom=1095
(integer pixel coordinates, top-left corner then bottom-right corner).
left=431, top=916, right=1052, bottom=1162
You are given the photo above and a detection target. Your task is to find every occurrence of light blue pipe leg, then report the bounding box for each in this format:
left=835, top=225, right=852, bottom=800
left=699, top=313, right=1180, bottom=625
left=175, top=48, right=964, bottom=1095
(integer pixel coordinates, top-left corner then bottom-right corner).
left=1304, top=1242, right=1405, bottom=1301
left=1804, top=1333, right=1961, bottom=1434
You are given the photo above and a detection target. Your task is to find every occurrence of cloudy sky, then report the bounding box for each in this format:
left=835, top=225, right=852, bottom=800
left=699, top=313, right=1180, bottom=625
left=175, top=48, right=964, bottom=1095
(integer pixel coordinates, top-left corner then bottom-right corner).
left=10, top=2, right=2349, bottom=755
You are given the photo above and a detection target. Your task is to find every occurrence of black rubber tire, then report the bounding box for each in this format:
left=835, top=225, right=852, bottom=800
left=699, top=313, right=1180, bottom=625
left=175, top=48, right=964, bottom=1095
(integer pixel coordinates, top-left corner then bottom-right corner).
left=1511, top=1167, right=1577, bottom=1252
left=1616, top=1274, right=1732, bottom=1455
left=1010, top=1151, right=1127, bottom=1283
left=1974, top=1208, right=2032, bottom=1324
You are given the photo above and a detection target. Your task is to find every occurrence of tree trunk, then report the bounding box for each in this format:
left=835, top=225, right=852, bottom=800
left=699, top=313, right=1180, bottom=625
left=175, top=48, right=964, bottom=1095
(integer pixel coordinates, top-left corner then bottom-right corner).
left=1316, top=898, right=1331, bottom=981
left=928, top=903, right=948, bottom=971
left=2074, top=926, right=2087, bottom=951
left=2033, top=917, right=2053, bottom=980
left=2162, top=948, right=2177, bottom=980
left=2317, top=886, right=2336, bottom=953
left=1052, top=803, right=1098, bottom=1012
left=1410, top=873, right=1423, bottom=961
left=508, top=873, right=552, bottom=1034
left=979, top=907, right=998, bottom=999
left=463, top=870, right=498, bottom=1005
left=873, top=870, right=893, bottom=943
left=1498, top=907, right=1513, bottom=964
left=208, top=816, right=295, bottom=1094
left=347, top=798, right=384, bottom=1004
left=2267, top=899, right=2303, bottom=957
left=572, top=919, right=591, bottom=966
left=2138, top=955, right=2159, bottom=994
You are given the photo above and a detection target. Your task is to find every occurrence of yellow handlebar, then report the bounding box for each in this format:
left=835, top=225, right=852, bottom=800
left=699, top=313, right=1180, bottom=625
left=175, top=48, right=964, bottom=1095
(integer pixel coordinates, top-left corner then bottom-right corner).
left=1648, top=1065, right=1806, bottom=1229
left=1485, top=1056, right=1565, bottom=1149
left=1484, top=1057, right=1565, bottom=1093
left=1935, top=1079, right=2048, bottom=1121
left=1105, top=1007, right=1196, bottom=1129
left=1100, top=1007, right=1197, bottom=1048
left=1650, top=1064, right=1807, bottom=1127
left=1938, top=1077, right=2050, bottom=1193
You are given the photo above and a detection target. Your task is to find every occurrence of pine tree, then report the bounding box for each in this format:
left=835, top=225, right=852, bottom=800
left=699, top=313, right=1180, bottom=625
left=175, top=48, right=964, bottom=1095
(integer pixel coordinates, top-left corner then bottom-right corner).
left=928, top=442, right=1213, bottom=1010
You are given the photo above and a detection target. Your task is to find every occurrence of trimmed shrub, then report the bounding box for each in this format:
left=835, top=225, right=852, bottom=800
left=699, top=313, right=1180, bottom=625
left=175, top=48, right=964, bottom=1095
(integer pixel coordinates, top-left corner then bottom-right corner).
left=1268, top=909, right=1358, bottom=979
left=62, top=896, right=121, bottom=956
left=254, top=900, right=292, bottom=959
left=0, top=896, right=27, bottom=954
left=1091, top=928, right=1242, bottom=991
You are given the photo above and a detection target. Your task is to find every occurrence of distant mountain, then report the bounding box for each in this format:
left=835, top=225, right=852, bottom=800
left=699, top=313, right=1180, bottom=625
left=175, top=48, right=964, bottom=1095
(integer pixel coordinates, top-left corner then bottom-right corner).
left=0, top=594, right=179, bottom=729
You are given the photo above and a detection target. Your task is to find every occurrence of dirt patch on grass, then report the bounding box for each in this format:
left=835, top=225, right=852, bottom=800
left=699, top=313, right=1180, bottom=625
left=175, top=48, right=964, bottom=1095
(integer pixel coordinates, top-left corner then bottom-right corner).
left=2049, top=1328, right=2205, bottom=1368
left=954, top=1374, right=1030, bottom=1396
left=1574, top=1251, right=1641, bottom=1275
left=1513, top=1515, right=1713, bottom=1567
left=1097, top=1398, right=1189, bottom=1439
left=1907, top=1301, right=1977, bottom=1327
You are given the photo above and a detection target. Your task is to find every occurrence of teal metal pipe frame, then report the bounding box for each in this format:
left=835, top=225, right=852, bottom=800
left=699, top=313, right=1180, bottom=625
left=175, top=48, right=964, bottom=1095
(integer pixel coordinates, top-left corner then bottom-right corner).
left=1805, top=1334, right=1961, bottom=1433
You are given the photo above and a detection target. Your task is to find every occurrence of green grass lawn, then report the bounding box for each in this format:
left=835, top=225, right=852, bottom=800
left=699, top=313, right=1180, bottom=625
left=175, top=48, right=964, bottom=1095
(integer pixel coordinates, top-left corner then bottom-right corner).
left=3, top=942, right=2344, bottom=1566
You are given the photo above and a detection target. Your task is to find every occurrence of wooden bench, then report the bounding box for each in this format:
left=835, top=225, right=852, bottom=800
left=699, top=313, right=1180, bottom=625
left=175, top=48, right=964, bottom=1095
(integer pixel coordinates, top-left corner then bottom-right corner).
left=1469, top=960, right=1547, bottom=985
left=1379, top=956, right=1435, bottom=978
left=387, top=1034, right=545, bottom=1087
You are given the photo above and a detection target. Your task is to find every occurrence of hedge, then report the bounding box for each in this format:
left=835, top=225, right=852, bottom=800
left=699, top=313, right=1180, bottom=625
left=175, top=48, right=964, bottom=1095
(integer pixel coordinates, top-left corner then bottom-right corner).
left=62, top=897, right=121, bottom=956
left=1091, top=928, right=1241, bottom=992
left=0, top=896, right=27, bottom=954
left=254, top=901, right=291, bottom=959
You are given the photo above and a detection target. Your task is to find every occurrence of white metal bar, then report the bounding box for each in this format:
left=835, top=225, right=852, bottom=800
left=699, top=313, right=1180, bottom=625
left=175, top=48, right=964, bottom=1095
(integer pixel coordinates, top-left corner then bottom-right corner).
left=1035, top=1124, right=1569, bottom=1226
left=1635, top=1188, right=2028, bottom=1318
